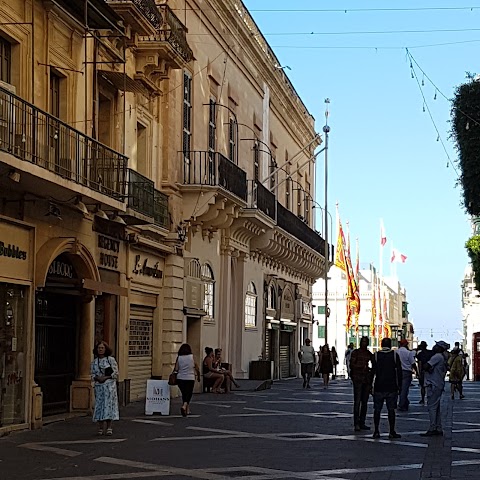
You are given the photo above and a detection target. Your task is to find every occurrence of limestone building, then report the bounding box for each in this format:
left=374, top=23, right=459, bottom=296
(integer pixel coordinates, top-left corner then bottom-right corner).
left=0, top=0, right=327, bottom=433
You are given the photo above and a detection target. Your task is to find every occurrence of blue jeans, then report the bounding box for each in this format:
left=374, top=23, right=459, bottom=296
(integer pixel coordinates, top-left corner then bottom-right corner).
left=398, top=370, right=412, bottom=411
left=426, top=384, right=444, bottom=432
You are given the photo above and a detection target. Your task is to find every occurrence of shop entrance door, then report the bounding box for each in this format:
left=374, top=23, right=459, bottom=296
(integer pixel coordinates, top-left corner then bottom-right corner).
left=473, top=332, right=480, bottom=381
left=35, top=293, right=77, bottom=415
left=280, top=331, right=293, bottom=378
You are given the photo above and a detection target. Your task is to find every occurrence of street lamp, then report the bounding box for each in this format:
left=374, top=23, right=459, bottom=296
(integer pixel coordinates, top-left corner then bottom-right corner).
left=323, top=98, right=331, bottom=344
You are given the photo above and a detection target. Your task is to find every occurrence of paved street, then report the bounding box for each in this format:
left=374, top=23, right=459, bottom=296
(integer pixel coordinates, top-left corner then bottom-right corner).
left=1, top=378, right=480, bottom=480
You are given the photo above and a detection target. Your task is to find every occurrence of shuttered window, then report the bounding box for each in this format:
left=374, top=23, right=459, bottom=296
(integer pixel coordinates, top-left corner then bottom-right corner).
left=182, top=71, right=192, bottom=159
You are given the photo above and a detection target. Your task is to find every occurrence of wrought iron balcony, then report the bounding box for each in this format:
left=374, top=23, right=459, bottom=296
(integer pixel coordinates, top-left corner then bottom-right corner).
left=124, top=168, right=154, bottom=220
left=0, top=84, right=127, bottom=200
left=138, top=5, right=193, bottom=64
left=106, top=0, right=162, bottom=34
left=248, top=180, right=276, bottom=221
left=183, top=151, right=247, bottom=202
left=277, top=202, right=326, bottom=255
left=154, top=188, right=169, bottom=229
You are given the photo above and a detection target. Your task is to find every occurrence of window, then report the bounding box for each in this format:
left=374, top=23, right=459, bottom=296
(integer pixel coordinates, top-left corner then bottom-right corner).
left=317, top=325, right=326, bottom=339
left=348, top=326, right=370, bottom=346
left=136, top=122, right=148, bottom=176
left=49, top=71, right=61, bottom=118
left=285, top=155, right=291, bottom=209
left=253, top=142, right=260, bottom=181
left=183, top=71, right=192, bottom=158
left=245, top=282, right=257, bottom=328
left=202, top=264, right=214, bottom=320
left=228, top=117, right=237, bottom=163
left=0, top=37, right=11, bottom=84
left=267, top=285, right=276, bottom=310
left=269, top=155, right=277, bottom=190
left=208, top=98, right=216, bottom=155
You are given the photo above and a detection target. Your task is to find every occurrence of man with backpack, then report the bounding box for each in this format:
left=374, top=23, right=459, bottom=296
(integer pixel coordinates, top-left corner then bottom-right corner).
left=372, top=337, right=403, bottom=439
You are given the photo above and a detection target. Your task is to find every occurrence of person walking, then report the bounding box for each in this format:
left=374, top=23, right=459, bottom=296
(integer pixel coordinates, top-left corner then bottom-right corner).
left=350, top=336, right=374, bottom=432
left=421, top=340, right=450, bottom=437
left=372, top=337, right=402, bottom=440
left=397, top=339, right=418, bottom=412
left=175, top=343, right=200, bottom=417
left=91, top=341, right=119, bottom=436
left=345, top=343, right=354, bottom=380
left=318, top=344, right=334, bottom=389
left=331, top=346, right=339, bottom=380
left=448, top=348, right=465, bottom=400
left=298, top=338, right=315, bottom=389
left=416, top=341, right=434, bottom=405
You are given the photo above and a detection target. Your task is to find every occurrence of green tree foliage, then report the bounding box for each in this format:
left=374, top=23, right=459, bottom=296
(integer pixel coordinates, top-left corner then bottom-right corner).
left=451, top=80, right=480, bottom=216
left=466, top=235, right=480, bottom=292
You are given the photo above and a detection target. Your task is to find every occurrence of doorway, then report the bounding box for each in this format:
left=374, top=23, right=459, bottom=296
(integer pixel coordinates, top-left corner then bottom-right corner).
left=280, top=330, right=294, bottom=378
left=473, top=332, right=480, bottom=381
left=186, top=316, right=202, bottom=363
left=35, top=292, right=78, bottom=415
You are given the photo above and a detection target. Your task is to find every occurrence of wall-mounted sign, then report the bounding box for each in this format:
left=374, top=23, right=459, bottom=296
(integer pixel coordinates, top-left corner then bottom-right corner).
left=47, top=254, right=76, bottom=279
left=0, top=218, right=33, bottom=282
left=133, top=254, right=162, bottom=279
left=98, top=234, right=120, bottom=270
left=0, top=241, right=27, bottom=260
left=281, top=286, right=295, bottom=320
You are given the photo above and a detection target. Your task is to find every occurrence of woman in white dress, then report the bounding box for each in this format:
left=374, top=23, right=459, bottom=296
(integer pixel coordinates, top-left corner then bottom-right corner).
left=91, top=341, right=119, bottom=435
left=174, top=343, right=200, bottom=417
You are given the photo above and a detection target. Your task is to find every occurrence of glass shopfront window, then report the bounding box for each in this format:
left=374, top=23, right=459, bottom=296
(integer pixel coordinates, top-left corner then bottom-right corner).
left=0, top=283, right=27, bottom=427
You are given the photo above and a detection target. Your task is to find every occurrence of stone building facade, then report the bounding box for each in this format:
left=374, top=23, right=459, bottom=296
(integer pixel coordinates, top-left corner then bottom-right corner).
left=0, top=0, right=327, bottom=433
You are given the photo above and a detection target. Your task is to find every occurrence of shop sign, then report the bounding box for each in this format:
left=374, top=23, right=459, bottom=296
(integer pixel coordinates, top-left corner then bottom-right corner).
left=0, top=219, right=33, bottom=282
left=281, top=286, right=295, bottom=320
left=145, top=379, right=170, bottom=415
left=0, top=241, right=27, bottom=260
left=133, top=255, right=163, bottom=279
left=47, top=255, right=76, bottom=279
left=98, top=234, right=120, bottom=270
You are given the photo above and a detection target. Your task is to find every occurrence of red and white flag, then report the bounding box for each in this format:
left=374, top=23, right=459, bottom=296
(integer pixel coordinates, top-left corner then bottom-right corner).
left=380, top=220, right=387, bottom=247
left=391, top=248, right=407, bottom=264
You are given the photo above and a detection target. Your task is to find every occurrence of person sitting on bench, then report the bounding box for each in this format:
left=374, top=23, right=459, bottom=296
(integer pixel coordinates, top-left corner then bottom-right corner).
left=213, top=348, right=239, bottom=388
left=203, top=347, right=226, bottom=393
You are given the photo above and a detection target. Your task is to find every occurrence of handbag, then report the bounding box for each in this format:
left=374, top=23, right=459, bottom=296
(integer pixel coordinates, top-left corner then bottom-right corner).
left=99, top=357, right=114, bottom=377
left=168, top=356, right=179, bottom=386
left=168, top=371, right=177, bottom=386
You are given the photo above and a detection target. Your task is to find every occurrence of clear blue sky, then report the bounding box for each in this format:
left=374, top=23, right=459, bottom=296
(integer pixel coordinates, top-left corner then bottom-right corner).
left=243, top=0, right=475, bottom=345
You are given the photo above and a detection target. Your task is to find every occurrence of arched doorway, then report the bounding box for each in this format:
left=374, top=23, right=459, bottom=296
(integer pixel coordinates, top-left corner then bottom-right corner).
left=35, top=239, right=100, bottom=415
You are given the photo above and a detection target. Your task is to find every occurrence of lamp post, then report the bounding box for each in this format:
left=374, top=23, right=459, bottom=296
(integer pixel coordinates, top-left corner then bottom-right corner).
left=323, top=99, right=331, bottom=344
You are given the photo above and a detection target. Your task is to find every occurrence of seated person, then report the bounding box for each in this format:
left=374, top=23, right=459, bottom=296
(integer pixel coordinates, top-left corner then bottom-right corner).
left=203, top=347, right=226, bottom=393
left=213, top=348, right=239, bottom=389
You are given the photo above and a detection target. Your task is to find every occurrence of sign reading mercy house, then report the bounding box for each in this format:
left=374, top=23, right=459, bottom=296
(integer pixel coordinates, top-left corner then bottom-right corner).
left=97, top=234, right=120, bottom=270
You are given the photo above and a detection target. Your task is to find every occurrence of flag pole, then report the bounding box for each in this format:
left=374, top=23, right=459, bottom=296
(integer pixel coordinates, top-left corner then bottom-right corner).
left=379, top=219, right=384, bottom=278
left=323, top=99, right=330, bottom=344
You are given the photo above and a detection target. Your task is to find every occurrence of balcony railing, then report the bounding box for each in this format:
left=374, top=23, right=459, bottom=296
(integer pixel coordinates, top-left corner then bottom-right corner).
left=248, top=180, right=276, bottom=221
left=138, top=5, right=193, bottom=63
left=0, top=85, right=127, bottom=200
left=183, top=151, right=247, bottom=202
left=107, top=0, right=162, bottom=29
left=154, top=188, right=169, bottom=229
left=277, top=202, right=326, bottom=255
left=125, top=169, right=154, bottom=218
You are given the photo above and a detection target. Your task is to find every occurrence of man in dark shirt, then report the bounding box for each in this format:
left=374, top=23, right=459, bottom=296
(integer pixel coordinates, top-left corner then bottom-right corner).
left=350, top=336, right=374, bottom=432
left=372, top=337, right=403, bottom=439
left=416, top=341, right=434, bottom=405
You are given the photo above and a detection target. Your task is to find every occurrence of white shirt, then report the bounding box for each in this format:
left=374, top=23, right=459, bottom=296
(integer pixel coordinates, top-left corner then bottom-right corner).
left=177, top=354, right=195, bottom=381
left=300, top=345, right=315, bottom=364
left=397, top=347, right=416, bottom=372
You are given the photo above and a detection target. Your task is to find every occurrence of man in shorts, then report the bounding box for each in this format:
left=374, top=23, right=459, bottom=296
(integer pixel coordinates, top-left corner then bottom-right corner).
left=298, top=338, right=315, bottom=389
left=371, top=337, right=403, bottom=439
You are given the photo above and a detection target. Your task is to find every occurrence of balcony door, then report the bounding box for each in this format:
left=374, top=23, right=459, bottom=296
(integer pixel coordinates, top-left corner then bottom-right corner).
left=49, top=71, right=70, bottom=178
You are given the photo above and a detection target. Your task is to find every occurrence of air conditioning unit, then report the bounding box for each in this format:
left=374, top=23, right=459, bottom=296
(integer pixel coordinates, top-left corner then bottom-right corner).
left=0, top=80, right=16, bottom=153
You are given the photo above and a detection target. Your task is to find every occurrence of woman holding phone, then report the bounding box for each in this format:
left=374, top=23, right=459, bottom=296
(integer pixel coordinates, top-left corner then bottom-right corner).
left=91, top=341, right=119, bottom=436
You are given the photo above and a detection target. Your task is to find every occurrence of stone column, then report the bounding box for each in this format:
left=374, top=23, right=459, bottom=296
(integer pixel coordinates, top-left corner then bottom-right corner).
left=231, top=252, right=246, bottom=377
left=218, top=246, right=233, bottom=357
left=71, top=296, right=94, bottom=411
